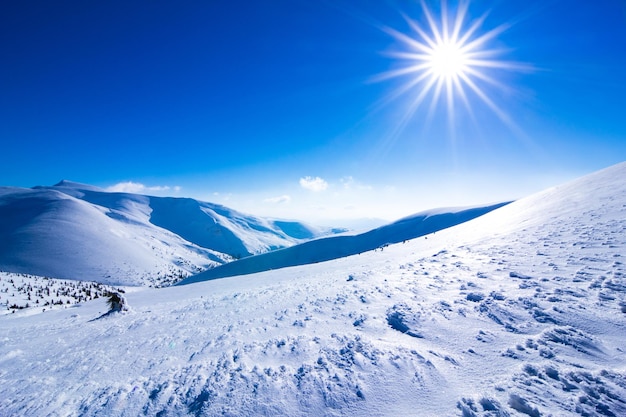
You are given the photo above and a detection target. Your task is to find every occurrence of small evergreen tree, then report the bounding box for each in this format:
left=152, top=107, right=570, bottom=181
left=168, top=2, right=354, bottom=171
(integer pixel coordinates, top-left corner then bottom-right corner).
left=105, top=291, right=127, bottom=313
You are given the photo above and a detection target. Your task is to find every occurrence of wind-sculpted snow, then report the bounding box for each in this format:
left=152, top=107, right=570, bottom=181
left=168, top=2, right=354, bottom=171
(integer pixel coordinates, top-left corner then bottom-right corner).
left=179, top=202, right=509, bottom=284
left=1, top=162, right=625, bottom=416
left=0, top=181, right=333, bottom=286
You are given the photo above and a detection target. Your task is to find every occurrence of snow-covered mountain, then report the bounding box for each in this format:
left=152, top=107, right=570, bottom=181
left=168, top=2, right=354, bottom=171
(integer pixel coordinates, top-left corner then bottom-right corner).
left=179, top=202, right=509, bottom=284
left=1, top=162, right=625, bottom=416
left=0, top=181, right=336, bottom=286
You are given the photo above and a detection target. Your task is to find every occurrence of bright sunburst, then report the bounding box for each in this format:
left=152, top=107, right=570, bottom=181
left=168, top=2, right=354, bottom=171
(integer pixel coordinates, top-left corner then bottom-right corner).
left=428, top=40, right=468, bottom=80
left=376, top=0, right=528, bottom=130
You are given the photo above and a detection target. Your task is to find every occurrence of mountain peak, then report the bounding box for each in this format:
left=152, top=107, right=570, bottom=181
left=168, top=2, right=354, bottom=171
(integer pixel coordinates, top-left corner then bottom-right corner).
left=52, top=180, right=103, bottom=191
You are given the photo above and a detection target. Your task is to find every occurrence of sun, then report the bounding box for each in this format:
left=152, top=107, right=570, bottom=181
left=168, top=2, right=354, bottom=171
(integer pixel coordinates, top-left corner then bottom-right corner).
left=376, top=0, right=528, bottom=129
left=428, top=40, right=468, bottom=80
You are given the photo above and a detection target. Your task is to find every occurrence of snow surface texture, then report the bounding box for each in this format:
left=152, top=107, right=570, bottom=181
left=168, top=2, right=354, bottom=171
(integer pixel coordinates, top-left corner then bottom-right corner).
left=0, top=181, right=334, bottom=286
left=1, top=162, right=625, bottom=416
left=179, top=202, right=509, bottom=284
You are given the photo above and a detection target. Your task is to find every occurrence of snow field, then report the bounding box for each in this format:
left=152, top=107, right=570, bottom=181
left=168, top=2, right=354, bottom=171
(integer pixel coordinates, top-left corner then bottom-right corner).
left=1, top=162, right=625, bottom=416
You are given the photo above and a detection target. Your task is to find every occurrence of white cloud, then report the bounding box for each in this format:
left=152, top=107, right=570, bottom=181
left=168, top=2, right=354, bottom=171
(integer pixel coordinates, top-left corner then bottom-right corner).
left=299, top=176, right=328, bottom=192
left=106, top=181, right=181, bottom=195
left=264, top=195, right=291, bottom=204
left=340, top=176, right=372, bottom=191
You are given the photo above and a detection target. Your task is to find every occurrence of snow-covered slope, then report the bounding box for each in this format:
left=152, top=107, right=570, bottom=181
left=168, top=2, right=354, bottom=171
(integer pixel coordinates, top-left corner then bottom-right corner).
left=0, top=181, right=334, bottom=286
left=179, top=202, right=509, bottom=284
left=1, top=162, right=625, bottom=416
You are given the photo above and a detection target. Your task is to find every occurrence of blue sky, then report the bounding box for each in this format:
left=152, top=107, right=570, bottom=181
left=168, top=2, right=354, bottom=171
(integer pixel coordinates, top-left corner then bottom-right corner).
left=2, top=0, right=625, bottom=224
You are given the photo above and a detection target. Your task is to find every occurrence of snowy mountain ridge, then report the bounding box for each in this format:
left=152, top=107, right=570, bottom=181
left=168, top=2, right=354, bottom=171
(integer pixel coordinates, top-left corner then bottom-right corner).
left=0, top=181, right=337, bottom=286
left=1, top=161, right=624, bottom=416
left=179, top=201, right=509, bottom=284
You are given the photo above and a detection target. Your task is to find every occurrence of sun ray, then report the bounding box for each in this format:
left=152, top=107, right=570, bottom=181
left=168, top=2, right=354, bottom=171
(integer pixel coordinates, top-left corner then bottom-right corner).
left=458, top=71, right=515, bottom=129
left=462, top=22, right=510, bottom=52
left=441, top=1, right=450, bottom=43
left=456, top=12, right=489, bottom=46
left=370, top=63, right=432, bottom=82
left=451, top=2, right=468, bottom=42
left=383, top=25, right=430, bottom=53
left=368, top=69, right=435, bottom=114
left=403, top=15, right=437, bottom=50
left=421, top=1, right=444, bottom=46
left=375, top=0, right=531, bottom=137
left=453, top=74, right=474, bottom=120
left=376, top=73, right=442, bottom=151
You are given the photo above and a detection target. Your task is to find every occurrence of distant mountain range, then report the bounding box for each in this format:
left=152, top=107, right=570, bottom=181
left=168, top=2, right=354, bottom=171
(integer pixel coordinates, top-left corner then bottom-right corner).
left=0, top=180, right=508, bottom=287
left=0, top=181, right=339, bottom=286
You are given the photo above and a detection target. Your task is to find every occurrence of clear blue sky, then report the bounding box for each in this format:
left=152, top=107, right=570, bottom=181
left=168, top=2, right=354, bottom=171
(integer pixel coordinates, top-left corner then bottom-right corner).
left=2, top=0, right=625, bottom=223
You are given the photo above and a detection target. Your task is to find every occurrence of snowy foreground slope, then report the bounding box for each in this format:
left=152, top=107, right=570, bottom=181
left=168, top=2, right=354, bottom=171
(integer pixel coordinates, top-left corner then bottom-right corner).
left=0, top=181, right=334, bottom=286
left=1, top=162, right=626, bottom=416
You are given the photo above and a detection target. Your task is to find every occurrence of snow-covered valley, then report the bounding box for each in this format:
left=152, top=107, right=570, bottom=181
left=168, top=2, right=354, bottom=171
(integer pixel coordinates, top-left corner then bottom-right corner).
left=179, top=202, right=509, bottom=284
left=1, top=162, right=626, bottom=416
